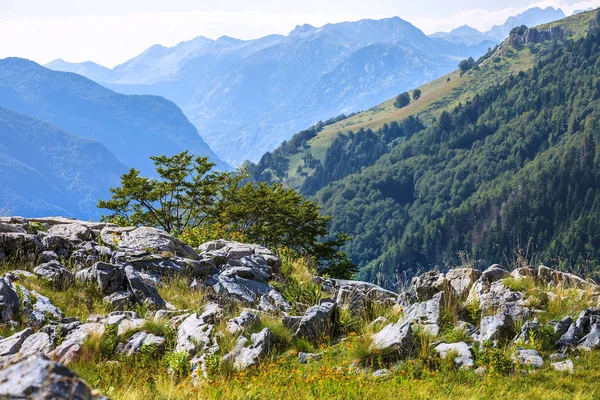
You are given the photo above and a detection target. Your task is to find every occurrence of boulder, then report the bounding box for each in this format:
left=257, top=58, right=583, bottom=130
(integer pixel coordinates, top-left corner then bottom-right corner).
left=446, top=268, right=481, bottom=299
left=513, top=349, right=544, bottom=369
left=227, top=311, right=259, bottom=334
left=28, top=291, right=63, bottom=327
left=0, top=328, right=34, bottom=360
left=410, top=271, right=447, bottom=301
left=0, top=232, right=44, bottom=258
left=210, top=274, right=290, bottom=312
left=199, top=240, right=281, bottom=271
left=119, top=227, right=198, bottom=260
left=554, top=316, right=573, bottom=336
left=77, top=262, right=125, bottom=295
left=0, top=277, right=20, bottom=323
left=292, top=301, right=336, bottom=344
left=39, top=234, right=73, bottom=257
left=551, top=359, right=574, bottom=373
left=47, top=223, right=94, bottom=243
left=0, top=354, right=105, bottom=399
left=558, top=323, right=582, bottom=347
left=100, top=226, right=136, bottom=246
left=222, top=328, right=273, bottom=370
left=16, top=331, right=54, bottom=359
left=578, top=322, right=600, bottom=351
left=434, top=342, right=474, bottom=368
left=124, top=265, right=166, bottom=309
left=33, top=260, right=74, bottom=288
left=49, top=323, right=105, bottom=364
left=479, top=312, right=514, bottom=343
left=120, top=332, right=165, bottom=356
left=175, top=304, right=221, bottom=355
left=103, top=291, right=134, bottom=310
left=370, top=321, right=414, bottom=356
left=403, top=292, right=443, bottom=336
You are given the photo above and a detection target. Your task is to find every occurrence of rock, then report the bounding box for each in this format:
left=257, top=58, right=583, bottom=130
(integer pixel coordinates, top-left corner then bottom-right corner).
left=293, top=301, right=336, bottom=344
left=514, top=318, right=540, bottom=342
left=39, top=234, right=73, bottom=257
left=372, top=368, right=391, bottom=378
left=77, top=262, right=125, bottom=295
left=434, top=342, right=474, bottom=368
left=49, top=323, right=105, bottom=364
left=0, top=222, right=26, bottom=234
left=578, top=322, right=600, bottom=351
left=446, top=268, right=481, bottom=299
left=210, top=274, right=290, bottom=312
left=537, top=265, right=598, bottom=290
left=403, top=292, right=443, bottom=336
left=551, top=359, right=574, bottom=373
left=514, top=349, right=544, bottom=368
left=298, top=352, right=322, bottom=364
left=112, top=252, right=212, bottom=278
left=0, top=232, right=44, bottom=259
left=33, top=260, right=74, bottom=288
left=124, top=265, right=166, bottom=309
left=0, top=354, right=105, bottom=399
left=456, top=321, right=479, bottom=339
left=117, top=318, right=146, bottom=337
left=175, top=304, right=221, bottom=355
left=47, top=223, right=94, bottom=243
left=104, top=291, right=135, bottom=310
left=222, top=328, right=273, bottom=370
left=40, top=251, right=59, bottom=262
left=481, top=264, right=510, bottom=282
left=227, top=311, right=259, bottom=334
left=0, top=277, right=20, bottom=323
left=410, top=271, right=447, bottom=301
left=16, top=332, right=54, bottom=358
left=199, top=240, right=281, bottom=271
left=100, top=226, right=136, bottom=246
left=119, top=227, right=198, bottom=260
left=479, top=312, right=514, bottom=343
left=558, top=323, right=581, bottom=347
left=0, top=328, right=34, bottom=359
left=511, top=267, right=536, bottom=280
left=370, top=321, right=414, bottom=356
left=28, top=291, right=63, bottom=327
left=476, top=281, right=530, bottom=322
left=554, top=316, right=573, bottom=336
left=121, top=332, right=165, bottom=356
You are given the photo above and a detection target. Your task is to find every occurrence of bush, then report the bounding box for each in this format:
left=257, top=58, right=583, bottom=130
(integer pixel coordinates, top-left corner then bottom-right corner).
left=164, top=351, right=191, bottom=379
left=394, top=92, right=411, bottom=108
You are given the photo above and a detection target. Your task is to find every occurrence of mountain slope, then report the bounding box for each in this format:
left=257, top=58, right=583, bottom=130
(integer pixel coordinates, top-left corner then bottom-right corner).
left=46, top=17, right=492, bottom=165
left=250, top=10, right=600, bottom=288
left=316, top=10, right=600, bottom=288
left=0, top=58, right=228, bottom=175
left=0, top=106, right=127, bottom=219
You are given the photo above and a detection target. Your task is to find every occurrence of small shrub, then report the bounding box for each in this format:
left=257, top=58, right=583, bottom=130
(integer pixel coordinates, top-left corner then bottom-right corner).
left=164, top=351, right=191, bottom=379
left=473, top=345, right=513, bottom=375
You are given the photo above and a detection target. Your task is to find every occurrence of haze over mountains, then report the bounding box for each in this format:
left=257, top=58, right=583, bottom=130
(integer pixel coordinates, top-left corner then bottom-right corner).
left=45, top=6, right=568, bottom=166
left=431, top=6, right=566, bottom=45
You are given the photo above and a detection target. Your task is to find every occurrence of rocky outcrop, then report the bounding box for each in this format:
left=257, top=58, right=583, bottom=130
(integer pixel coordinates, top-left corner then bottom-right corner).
left=118, top=227, right=198, bottom=260
left=222, top=328, right=273, bottom=370
left=0, top=355, right=105, bottom=399
left=292, top=301, right=336, bottom=344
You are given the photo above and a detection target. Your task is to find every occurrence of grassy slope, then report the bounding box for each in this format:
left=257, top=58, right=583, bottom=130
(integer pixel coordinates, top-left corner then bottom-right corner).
left=280, top=10, right=597, bottom=189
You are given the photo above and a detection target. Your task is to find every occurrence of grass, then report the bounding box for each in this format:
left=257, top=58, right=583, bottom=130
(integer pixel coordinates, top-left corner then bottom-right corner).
left=157, top=275, right=211, bottom=311
left=70, top=331, right=600, bottom=400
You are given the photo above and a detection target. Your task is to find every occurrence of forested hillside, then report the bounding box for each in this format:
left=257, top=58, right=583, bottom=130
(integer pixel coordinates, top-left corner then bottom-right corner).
left=249, top=10, right=600, bottom=289
left=316, top=11, right=600, bottom=288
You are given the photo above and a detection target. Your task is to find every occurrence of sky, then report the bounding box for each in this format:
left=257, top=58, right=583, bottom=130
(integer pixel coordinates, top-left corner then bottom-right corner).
left=0, top=0, right=599, bottom=68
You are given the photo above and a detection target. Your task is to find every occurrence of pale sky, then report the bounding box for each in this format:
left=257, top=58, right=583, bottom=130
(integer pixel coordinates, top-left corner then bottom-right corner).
left=0, top=0, right=599, bottom=68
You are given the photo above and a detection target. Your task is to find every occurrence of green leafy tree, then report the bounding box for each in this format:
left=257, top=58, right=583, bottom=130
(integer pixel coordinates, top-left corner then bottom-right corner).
left=97, top=151, right=232, bottom=235
left=394, top=92, right=411, bottom=108
left=412, top=88, right=422, bottom=101
left=98, top=151, right=356, bottom=278
left=459, top=57, right=475, bottom=75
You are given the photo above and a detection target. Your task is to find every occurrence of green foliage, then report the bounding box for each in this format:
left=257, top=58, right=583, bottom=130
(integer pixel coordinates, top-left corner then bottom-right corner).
left=459, top=57, right=475, bottom=75
left=412, top=89, right=422, bottom=101
left=98, top=151, right=231, bottom=235
left=163, top=351, right=191, bottom=379
left=394, top=92, right=411, bottom=109
left=315, top=26, right=600, bottom=288
left=473, top=345, right=514, bottom=375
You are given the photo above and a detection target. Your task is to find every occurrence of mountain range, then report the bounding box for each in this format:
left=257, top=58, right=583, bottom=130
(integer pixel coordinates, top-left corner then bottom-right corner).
left=249, top=9, right=600, bottom=287
left=431, top=7, right=565, bottom=45
left=46, top=17, right=493, bottom=165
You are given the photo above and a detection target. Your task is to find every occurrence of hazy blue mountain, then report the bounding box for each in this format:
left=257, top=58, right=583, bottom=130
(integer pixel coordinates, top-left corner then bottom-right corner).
left=430, top=25, right=496, bottom=46
left=46, top=17, right=493, bottom=165
left=431, top=7, right=566, bottom=46
left=0, top=106, right=127, bottom=219
left=0, top=58, right=228, bottom=175
left=573, top=8, right=594, bottom=15
left=487, top=7, right=566, bottom=41
left=44, top=58, right=114, bottom=84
